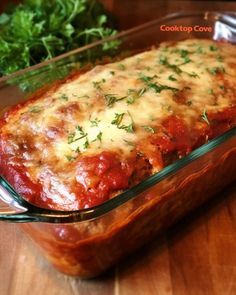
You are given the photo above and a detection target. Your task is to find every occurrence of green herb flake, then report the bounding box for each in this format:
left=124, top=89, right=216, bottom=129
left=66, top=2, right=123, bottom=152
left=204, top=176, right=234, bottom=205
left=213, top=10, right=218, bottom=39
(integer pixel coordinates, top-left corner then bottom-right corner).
left=126, top=88, right=146, bottom=104
left=209, top=45, right=218, bottom=52
left=207, top=89, right=214, bottom=95
left=111, top=112, right=134, bottom=133
left=139, top=73, right=179, bottom=93
left=90, top=118, right=101, bottom=127
left=201, top=109, right=210, bottom=125
left=66, top=155, right=76, bottom=162
left=110, top=71, right=115, bottom=76
left=219, top=85, right=225, bottom=90
left=142, top=125, right=156, bottom=133
left=161, top=104, right=172, bottom=112
left=68, top=132, right=76, bottom=144
left=189, top=72, right=199, bottom=78
left=68, top=126, right=87, bottom=144
left=93, top=79, right=106, bottom=90
left=111, top=113, right=125, bottom=126
left=123, top=139, right=135, bottom=146
left=75, top=147, right=81, bottom=153
left=83, top=138, right=89, bottom=149
left=28, top=105, right=42, bottom=113
left=104, top=94, right=127, bottom=107
left=138, top=88, right=146, bottom=97
left=159, top=56, right=168, bottom=65
left=96, top=131, right=103, bottom=142
left=73, top=94, right=90, bottom=99
left=60, top=94, right=69, bottom=101
left=207, top=66, right=225, bottom=75
left=183, top=56, right=191, bottom=64
left=118, top=63, right=126, bottom=70
left=217, top=55, right=224, bottom=62
left=159, top=57, right=182, bottom=75
left=123, top=124, right=134, bottom=133
left=196, top=46, right=204, bottom=54
left=179, top=49, right=189, bottom=58
left=168, top=75, right=177, bottom=81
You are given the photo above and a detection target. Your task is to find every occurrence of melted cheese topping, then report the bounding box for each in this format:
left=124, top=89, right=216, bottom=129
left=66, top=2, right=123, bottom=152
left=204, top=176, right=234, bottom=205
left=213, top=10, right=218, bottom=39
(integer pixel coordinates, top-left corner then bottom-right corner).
left=2, top=39, right=236, bottom=197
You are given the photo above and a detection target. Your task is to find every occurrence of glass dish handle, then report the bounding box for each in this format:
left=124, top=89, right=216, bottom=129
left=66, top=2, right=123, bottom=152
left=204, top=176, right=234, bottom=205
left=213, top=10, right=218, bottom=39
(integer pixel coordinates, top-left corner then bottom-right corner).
left=0, top=176, right=39, bottom=222
left=0, top=179, right=28, bottom=215
left=0, top=176, right=86, bottom=223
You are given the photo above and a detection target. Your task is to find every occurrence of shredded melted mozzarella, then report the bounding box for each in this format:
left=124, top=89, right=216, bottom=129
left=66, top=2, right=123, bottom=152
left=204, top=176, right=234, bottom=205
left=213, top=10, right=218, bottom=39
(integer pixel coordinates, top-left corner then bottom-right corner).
left=3, top=39, right=236, bottom=182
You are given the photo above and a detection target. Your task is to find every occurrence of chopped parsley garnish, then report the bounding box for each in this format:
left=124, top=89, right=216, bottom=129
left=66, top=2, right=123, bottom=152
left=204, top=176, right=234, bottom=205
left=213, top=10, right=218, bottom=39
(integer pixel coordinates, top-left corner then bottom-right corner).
left=159, top=56, right=197, bottom=78
left=111, top=112, right=134, bottom=133
left=60, top=94, right=69, bottom=101
left=217, top=55, right=224, bottom=62
left=104, top=94, right=127, bottom=107
left=182, top=56, right=191, bottom=64
left=66, top=155, right=76, bottom=162
left=168, top=75, right=177, bottom=81
left=207, top=66, right=225, bottom=75
left=68, top=125, right=87, bottom=144
left=126, top=88, right=146, bottom=104
left=207, top=89, right=214, bottom=95
left=96, top=131, right=103, bottom=142
left=196, top=46, right=204, bottom=54
left=161, top=104, right=172, bottom=112
left=110, top=71, right=115, bottom=76
left=209, top=45, right=218, bottom=51
left=219, top=85, right=225, bottom=90
left=118, top=63, right=126, bottom=70
left=28, top=105, right=42, bottom=113
left=189, top=72, right=199, bottom=78
left=75, top=147, right=81, bottom=153
left=111, top=112, right=125, bottom=125
left=201, top=109, right=210, bottom=125
left=123, top=124, right=134, bottom=133
left=93, top=79, right=106, bottom=90
left=90, top=117, right=100, bottom=127
left=73, top=94, right=90, bottom=99
left=138, top=88, right=147, bottom=96
left=83, top=138, right=89, bottom=149
left=159, top=56, right=168, bottom=65
left=142, top=125, right=156, bottom=133
left=139, top=73, right=179, bottom=93
left=123, top=139, right=135, bottom=146
left=179, top=49, right=189, bottom=58
left=159, top=56, right=182, bottom=75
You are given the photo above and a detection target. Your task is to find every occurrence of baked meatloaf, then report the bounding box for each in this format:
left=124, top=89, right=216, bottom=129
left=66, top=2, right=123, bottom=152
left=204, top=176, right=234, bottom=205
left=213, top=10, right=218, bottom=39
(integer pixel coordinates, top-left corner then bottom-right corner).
left=0, top=39, right=235, bottom=210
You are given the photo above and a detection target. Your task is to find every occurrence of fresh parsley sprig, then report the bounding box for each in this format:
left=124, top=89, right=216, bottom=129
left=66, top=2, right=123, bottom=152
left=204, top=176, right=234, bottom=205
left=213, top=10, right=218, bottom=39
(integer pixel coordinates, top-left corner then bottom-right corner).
left=0, top=0, right=118, bottom=76
left=139, top=73, right=179, bottom=93
left=68, top=125, right=87, bottom=144
left=111, top=112, right=134, bottom=133
left=104, top=94, right=127, bottom=107
left=201, top=109, right=210, bottom=125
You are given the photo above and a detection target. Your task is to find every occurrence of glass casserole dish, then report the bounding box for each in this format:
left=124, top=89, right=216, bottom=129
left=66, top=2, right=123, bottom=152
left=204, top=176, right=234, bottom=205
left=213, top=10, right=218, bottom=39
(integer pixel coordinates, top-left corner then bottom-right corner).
left=0, top=11, right=236, bottom=278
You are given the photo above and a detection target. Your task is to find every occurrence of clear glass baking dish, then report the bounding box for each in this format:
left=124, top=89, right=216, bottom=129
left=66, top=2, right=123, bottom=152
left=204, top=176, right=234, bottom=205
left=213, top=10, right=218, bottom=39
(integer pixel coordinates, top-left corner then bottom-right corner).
left=0, top=11, right=236, bottom=278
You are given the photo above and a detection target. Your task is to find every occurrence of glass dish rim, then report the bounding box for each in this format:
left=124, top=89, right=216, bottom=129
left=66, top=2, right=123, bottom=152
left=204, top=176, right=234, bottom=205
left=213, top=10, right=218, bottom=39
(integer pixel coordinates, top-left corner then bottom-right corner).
left=0, top=10, right=235, bottom=223
left=0, top=127, right=235, bottom=223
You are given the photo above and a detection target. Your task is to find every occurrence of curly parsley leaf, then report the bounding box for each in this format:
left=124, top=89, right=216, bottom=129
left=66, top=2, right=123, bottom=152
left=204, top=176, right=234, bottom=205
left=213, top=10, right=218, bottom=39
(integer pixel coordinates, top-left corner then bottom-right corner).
left=0, top=0, right=118, bottom=77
